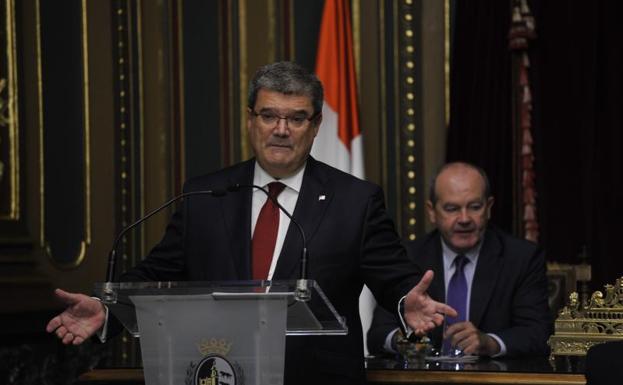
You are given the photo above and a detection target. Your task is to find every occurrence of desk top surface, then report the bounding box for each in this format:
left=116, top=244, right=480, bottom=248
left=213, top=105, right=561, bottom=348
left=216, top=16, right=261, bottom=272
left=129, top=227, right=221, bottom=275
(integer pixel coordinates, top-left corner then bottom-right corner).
left=79, top=356, right=586, bottom=384
left=365, top=355, right=586, bottom=384
left=366, top=355, right=584, bottom=374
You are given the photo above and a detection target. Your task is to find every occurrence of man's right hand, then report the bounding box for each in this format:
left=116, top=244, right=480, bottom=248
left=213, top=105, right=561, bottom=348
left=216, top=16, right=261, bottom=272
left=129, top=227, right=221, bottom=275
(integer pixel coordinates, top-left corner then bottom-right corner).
left=404, top=270, right=457, bottom=335
left=46, top=288, right=106, bottom=345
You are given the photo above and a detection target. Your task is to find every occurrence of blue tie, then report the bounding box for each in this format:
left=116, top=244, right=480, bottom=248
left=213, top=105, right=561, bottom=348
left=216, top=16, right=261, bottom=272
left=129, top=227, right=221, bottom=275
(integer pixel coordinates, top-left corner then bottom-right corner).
left=443, top=254, right=468, bottom=354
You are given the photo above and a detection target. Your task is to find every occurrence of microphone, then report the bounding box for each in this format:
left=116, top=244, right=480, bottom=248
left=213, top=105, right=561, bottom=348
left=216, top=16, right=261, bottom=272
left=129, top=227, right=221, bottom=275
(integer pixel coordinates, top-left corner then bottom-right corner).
left=104, top=188, right=227, bottom=287
left=228, top=183, right=311, bottom=302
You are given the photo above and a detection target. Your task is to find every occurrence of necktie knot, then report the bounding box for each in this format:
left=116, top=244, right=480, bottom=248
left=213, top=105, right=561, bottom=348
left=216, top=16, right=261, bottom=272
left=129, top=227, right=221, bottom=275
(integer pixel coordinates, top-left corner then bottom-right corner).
left=454, top=254, right=468, bottom=273
left=267, top=182, right=286, bottom=199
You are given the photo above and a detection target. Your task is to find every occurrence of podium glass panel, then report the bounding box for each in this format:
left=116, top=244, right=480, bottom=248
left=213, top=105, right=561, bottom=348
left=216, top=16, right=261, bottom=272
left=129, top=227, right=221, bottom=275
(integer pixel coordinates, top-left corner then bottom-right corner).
left=93, top=280, right=347, bottom=385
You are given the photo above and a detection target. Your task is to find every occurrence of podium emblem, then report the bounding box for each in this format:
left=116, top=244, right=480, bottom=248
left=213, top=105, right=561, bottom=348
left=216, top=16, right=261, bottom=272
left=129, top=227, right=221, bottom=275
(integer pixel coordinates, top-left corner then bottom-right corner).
left=193, top=354, right=238, bottom=385
left=187, top=338, right=242, bottom=385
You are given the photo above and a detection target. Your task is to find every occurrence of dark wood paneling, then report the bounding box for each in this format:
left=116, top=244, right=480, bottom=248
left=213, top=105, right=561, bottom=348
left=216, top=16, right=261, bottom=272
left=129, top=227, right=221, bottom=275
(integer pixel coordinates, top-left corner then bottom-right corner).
left=39, top=0, right=87, bottom=266
left=182, top=0, right=222, bottom=178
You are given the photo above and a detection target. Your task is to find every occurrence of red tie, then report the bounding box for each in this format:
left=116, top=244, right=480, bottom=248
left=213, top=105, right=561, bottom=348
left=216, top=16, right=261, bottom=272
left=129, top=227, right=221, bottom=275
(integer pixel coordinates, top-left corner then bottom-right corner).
left=252, top=182, right=286, bottom=280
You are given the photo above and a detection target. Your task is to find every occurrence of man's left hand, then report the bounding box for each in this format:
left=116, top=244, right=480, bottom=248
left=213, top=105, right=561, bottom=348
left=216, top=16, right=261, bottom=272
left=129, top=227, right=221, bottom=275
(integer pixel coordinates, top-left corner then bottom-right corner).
left=444, top=321, right=500, bottom=356
left=404, top=270, right=457, bottom=335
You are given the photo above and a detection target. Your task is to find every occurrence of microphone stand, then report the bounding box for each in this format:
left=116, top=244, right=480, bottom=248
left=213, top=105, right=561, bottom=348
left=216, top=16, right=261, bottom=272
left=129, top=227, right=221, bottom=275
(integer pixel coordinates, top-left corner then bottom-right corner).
left=229, top=184, right=311, bottom=302
left=102, top=189, right=226, bottom=302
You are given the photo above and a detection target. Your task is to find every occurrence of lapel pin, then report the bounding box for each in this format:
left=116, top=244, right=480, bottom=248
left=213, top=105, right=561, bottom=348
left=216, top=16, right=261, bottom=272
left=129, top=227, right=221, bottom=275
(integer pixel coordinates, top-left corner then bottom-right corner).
left=318, top=195, right=326, bottom=201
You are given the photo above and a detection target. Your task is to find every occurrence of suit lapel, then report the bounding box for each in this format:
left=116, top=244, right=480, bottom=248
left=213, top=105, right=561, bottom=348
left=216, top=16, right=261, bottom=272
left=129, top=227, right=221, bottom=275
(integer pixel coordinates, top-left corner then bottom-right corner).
left=221, top=159, right=255, bottom=279
left=469, top=229, right=503, bottom=326
left=273, top=157, right=332, bottom=279
left=424, top=234, right=446, bottom=303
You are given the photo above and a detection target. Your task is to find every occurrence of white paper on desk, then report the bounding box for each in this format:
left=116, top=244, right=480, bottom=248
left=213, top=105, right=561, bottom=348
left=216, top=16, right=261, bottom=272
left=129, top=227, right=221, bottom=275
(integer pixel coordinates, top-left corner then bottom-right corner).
left=425, top=354, right=480, bottom=363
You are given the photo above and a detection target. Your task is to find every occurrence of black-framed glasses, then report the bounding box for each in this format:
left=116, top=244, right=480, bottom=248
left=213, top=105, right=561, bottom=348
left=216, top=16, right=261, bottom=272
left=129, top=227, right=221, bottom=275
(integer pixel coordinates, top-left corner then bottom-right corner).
left=250, top=110, right=318, bottom=129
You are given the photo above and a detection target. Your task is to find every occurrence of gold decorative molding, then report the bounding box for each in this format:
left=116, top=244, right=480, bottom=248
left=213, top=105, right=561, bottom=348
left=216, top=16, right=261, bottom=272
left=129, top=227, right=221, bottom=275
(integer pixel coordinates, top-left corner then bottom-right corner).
left=36, top=0, right=44, bottom=244
left=174, top=0, right=186, bottom=184
left=112, top=0, right=146, bottom=265
left=0, top=0, right=19, bottom=221
left=238, top=0, right=249, bottom=161
left=397, top=0, right=417, bottom=240
left=111, top=3, right=144, bottom=366
left=378, top=1, right=389, bottom=200
left=114, top=0, right=133, bottom=264
left=444, top=0, right=450, bottom=127
left=0, top=78, right=10, bottom=209
left=81, top=0, right=92, bottom=249
left=549, top=276, right=623, bottom=358
left=136, top=0, right=146, bottom=257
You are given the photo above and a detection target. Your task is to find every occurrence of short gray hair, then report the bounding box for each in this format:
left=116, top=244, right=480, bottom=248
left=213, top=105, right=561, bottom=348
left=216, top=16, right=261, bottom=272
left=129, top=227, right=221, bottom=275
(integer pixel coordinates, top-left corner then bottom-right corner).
left=248, top=61, right=324, bottom=117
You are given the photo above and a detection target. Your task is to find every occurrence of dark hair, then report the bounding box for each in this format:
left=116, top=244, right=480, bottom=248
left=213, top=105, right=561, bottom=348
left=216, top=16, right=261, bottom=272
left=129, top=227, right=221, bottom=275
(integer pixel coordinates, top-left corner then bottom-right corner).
left=428, top=162, right=491, bottom=205
left=247, top=61, right=324, bottom=116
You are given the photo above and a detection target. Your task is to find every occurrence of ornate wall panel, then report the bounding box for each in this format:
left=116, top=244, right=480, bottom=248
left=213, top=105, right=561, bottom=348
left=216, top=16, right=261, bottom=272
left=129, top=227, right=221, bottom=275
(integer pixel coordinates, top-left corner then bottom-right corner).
left=365, top=0, right=425, bottom=235
left=382, top=0, right=451, bottom=238
left=181, top=0, right=222, bottom=178
left=38, top=0, right=91, bottom=267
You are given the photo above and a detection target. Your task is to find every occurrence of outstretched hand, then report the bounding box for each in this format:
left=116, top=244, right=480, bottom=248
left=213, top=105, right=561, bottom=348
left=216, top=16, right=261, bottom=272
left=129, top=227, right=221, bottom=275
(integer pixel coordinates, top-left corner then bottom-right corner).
left=404, top=270, right=457, bottom=335
left=46, top=288, right=106, bottom=345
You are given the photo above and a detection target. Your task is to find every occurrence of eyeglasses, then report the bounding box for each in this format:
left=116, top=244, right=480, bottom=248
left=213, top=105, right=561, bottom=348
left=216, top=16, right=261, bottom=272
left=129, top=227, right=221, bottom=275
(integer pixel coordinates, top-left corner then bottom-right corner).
left=250, top=110, right=318, bottom=129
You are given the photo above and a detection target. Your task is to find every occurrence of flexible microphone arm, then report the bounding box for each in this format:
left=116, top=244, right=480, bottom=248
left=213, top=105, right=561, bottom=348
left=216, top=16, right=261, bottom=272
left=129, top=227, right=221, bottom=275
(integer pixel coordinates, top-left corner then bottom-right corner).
left=229, top=183, right=311, bottom=302
left=105, top=189, right=226, bottom=284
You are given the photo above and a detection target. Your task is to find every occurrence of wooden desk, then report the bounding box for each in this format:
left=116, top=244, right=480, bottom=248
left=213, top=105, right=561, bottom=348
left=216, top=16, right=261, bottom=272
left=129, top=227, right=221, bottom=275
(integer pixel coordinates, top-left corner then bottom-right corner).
left=366, top=356, right=586, bottom=385
left=77, top=357, right=586, bottom=385
left=367, top=369, right=585, bottom=384
left=78, top=369, right=143, bottom=384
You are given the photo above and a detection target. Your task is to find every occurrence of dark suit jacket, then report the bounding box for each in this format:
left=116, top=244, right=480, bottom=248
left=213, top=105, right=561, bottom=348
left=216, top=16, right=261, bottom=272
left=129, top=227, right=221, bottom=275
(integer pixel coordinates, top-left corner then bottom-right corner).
left=367, top=227, right=553, bottom=357
left=121, top=157, right=420, bottom=384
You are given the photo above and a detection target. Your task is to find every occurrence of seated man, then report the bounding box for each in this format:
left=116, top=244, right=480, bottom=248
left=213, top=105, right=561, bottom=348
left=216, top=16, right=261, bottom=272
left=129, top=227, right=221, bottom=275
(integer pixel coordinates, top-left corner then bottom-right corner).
left=367, top=162, right=553, bottom=357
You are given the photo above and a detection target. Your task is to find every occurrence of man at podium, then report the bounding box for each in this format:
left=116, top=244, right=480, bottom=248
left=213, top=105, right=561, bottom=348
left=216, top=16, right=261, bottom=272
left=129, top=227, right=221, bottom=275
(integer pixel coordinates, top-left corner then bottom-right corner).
left=47, top=61, right=455, bottom=385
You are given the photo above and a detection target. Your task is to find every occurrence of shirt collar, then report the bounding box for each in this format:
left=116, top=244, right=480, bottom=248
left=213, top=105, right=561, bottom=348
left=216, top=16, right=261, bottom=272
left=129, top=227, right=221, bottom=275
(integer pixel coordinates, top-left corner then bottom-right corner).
left=441, top=237, right=482, bottom=269
left=253, top=160, right=306, bottom=193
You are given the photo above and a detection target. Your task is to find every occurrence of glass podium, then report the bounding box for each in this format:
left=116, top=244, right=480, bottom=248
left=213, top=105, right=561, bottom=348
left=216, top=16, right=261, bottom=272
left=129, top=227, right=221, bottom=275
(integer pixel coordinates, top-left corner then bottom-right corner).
left=94, top=280, right=347, bottom=385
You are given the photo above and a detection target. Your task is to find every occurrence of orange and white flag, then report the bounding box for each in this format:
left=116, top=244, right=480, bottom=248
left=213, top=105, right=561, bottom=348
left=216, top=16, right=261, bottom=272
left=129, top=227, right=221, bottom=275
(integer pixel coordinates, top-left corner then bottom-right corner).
left=312, top=0, right=364, bottom=179
left=313, top=0, right=374, bottom=355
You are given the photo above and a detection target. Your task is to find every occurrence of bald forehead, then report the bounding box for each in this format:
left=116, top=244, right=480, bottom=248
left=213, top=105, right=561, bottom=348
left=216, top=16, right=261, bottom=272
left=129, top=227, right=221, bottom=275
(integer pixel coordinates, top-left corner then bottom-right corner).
left=435, top=164, right=487, bottom=196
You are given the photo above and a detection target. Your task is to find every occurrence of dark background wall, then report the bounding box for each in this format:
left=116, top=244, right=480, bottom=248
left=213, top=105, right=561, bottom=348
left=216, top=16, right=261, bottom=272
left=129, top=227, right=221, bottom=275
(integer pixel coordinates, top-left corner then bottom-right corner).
left=446, top=0, right=623, bottom=291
